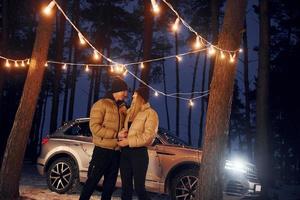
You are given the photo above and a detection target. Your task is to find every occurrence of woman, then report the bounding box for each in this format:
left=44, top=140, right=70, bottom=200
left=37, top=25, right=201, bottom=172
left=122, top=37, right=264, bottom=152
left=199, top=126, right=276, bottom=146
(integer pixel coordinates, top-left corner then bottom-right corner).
left=117, top=87, right=159, bottom=200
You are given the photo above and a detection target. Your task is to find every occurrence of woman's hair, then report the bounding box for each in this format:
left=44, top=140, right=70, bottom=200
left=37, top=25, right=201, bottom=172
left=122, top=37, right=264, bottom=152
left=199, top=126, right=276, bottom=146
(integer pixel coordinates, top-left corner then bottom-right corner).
left=128, top=92, right=145, bottom=122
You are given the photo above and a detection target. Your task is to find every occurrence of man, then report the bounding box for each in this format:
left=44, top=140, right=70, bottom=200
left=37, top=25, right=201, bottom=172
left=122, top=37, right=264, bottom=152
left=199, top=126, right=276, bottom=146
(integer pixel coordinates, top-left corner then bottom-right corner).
left=79, top=76, right=128, bottom=200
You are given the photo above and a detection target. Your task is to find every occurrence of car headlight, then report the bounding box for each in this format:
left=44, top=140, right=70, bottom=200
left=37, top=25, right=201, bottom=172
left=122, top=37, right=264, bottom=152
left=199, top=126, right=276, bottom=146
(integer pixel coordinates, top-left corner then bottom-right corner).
left=225, top=159, right=247, bottom=173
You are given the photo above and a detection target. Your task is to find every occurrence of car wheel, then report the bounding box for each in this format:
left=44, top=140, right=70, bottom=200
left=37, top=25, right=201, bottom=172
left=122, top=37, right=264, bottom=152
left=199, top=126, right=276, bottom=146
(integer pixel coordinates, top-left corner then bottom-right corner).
left=46, top=157, right=79, bottom=194
left=170, top=168, right=198, bottom=200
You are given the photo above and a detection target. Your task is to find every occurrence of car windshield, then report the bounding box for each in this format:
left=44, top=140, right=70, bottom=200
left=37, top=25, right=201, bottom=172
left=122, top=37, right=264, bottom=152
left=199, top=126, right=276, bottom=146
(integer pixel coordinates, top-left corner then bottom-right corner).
left=159, top=129, right=188, bottom=146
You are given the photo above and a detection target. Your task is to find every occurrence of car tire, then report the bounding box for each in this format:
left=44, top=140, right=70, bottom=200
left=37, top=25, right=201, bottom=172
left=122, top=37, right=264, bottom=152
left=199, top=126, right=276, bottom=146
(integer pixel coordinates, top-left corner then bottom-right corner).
left=170, top=168, right=198, bottom=200
left=46, top=157, right=79, bottom=194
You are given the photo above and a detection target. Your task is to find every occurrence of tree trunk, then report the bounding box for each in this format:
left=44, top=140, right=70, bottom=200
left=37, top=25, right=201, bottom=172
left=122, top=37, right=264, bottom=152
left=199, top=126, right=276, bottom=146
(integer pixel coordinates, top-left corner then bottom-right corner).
left=62, top=26, right=74, bottom=124
left=86, top=69, right=95, bottom=116
left=208, top=0, right=220, bottom=86
left=188, top=53, right=200, bottom=145
left=39, top=87, right=49, bottom=153
left=93, top=67, right=102, bottom=103
left=132, top=42, right=143, bottom=92
left=198, top=55, right=207, bottom=147
left=50, top=2, right=66, bottom=132
left=0, top=9, right=55, bottom=199
left=140, top=0, right=154, bottom=84
left=68, top=0, right=80, bottom=121
left=197, top=1, right=247, bottom=199
left=162, top=60, right=170, bottom=131
left=243, top=20, right=252, bottom=160
left=0, top=0, right=9, bottom=117
left=255, top=0, right=270, bottom=199
left=175, top=32, right=180, bottom=137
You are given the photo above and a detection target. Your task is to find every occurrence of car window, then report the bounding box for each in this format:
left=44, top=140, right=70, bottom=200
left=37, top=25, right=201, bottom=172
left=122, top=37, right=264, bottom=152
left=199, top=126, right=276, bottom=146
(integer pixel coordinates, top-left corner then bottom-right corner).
left=159, top=129, right=188, bottom=146
left=152, top=137, right=162, bottom=146
left=79, top=122, right=92, bottom=137
left=64, top=122, right=91, bottom=137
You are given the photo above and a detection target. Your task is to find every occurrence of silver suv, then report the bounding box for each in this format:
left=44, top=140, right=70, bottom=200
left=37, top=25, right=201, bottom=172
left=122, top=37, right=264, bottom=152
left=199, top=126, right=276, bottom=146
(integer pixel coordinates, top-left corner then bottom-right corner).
left=37, top=118, right=261, bottom=199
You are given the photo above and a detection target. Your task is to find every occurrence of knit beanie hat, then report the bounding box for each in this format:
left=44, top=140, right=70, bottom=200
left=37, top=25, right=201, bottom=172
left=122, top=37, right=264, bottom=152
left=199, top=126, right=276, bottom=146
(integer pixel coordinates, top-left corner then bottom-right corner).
left=111, top=77, right=128, bottom=93
left=135, top=86, right=150, bottom=102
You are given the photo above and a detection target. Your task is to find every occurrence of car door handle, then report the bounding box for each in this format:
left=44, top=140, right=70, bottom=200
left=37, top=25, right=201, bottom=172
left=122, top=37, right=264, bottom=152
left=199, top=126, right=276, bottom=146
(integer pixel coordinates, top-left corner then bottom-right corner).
left=156, top=151, right=175, bottom=156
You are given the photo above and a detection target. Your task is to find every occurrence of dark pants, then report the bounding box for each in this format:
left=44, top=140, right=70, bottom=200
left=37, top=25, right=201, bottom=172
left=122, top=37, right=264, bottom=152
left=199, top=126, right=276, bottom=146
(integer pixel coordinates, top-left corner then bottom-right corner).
left=120, top=147, right=150, bottom=200
left=79, top=146, right=120, bottom=200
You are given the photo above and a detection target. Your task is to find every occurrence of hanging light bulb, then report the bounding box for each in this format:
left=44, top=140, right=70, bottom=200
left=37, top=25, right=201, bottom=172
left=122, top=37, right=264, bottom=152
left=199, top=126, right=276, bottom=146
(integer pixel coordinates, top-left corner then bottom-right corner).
left=78, top=33, right=86, bottom=45
left=239, top=48, right=243, bottom=53
left=140, top=62, right=144, bottom=69
left=107, top=58, right=113, bottom=63
left=154, top=91, right=159, bottom=97
left=176, top=55, right=182, bottom=62
left=123, top=69, right=128, bottom=77
left=208, top=46, right=216, bottom=56
left=43, top=0, right=56, bottom=15
left=151, top=0, right=159, bottom=14
left=85, top=65, right=89, bottom=72
left=151, top=0, right=160, bottom=14
left=62, top=63, right=67, bottom=70
left=110, top=66, right=114, bottom=73
left=220, top=51, right=226, bottom=60
left=44, top=62, right=48, bottom=67
left=189, top=100, right=194, bottom=107
left=27, top=59, right=30, bottom=65
left=5, top=59, right=10, bottom=68
left=117, top=65, right=125, bottom=74
left=14, top=61, right=19, bottom=67
left=229, top=53, right=236, bottom=63
left=93, top=50, right=100, bottom=60
left=21, top=60, right=25, bottom=67
left=194, top=36, right=202, bottom=49
left=172, top=18, right=180, bottom=32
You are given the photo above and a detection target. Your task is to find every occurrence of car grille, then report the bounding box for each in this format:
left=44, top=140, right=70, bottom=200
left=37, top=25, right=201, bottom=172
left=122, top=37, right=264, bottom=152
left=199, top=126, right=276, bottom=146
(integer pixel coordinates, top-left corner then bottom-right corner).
left=225, top=180, right=245, bottom=196
left=245, top=164, right=259, bottom=182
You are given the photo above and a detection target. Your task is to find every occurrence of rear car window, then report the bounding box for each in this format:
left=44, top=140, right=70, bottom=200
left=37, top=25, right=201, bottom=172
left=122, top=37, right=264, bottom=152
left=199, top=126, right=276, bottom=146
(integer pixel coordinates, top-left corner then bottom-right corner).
left=64, top=122, right=92, bottom=137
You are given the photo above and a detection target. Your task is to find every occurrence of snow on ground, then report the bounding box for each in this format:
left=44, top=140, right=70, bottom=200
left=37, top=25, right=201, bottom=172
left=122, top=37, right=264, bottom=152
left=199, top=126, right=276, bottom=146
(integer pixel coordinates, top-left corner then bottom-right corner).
left=19, top=162, right=300, bottom=200
left=19, top=162, right=169, bottom=200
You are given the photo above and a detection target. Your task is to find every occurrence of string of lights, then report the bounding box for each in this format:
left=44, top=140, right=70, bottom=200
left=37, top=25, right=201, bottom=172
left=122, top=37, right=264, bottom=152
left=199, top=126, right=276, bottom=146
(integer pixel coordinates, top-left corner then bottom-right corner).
left=152, top=0, right=243, bottom=56
left=0, top=55, right=209, bottom=106
left=1, top=0, right=224, bottom=107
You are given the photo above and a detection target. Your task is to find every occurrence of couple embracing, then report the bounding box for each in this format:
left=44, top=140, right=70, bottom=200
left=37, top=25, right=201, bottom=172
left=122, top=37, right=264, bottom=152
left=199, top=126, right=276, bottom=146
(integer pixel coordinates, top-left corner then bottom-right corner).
left=79, top=77, right=159, bottom=200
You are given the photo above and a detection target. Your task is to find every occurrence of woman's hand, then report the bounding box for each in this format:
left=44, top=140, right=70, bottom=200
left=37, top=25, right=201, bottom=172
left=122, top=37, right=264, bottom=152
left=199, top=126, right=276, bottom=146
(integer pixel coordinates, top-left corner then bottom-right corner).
left=117, top=138, right=129, bottom=147
left=118, top=130, right=128, bottom=140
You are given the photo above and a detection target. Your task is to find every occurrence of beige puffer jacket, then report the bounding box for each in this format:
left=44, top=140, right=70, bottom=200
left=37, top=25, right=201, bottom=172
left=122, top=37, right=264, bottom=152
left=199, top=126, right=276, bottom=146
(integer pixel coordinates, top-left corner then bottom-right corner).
left=124, top=103, right=159, bottom=147
left=89, top=96, right=126, bottom=150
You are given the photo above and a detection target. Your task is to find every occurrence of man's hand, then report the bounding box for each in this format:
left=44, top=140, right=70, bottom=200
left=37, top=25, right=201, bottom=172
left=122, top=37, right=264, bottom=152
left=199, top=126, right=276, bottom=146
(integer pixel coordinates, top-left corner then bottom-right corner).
left=117, top=138, right=129, bottom=147
left=118, top=129, right=128, bottom=140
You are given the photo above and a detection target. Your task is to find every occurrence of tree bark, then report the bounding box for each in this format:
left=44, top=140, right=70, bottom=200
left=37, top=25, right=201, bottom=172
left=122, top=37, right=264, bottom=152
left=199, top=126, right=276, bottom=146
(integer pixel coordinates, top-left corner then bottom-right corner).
left=208, top=0, right=220, bottom=86
left=162, top=60, right=170, bottom=131
left=175, top=32, right=180, bottom=137
left=62, top=26, right=74, bottom=124
left=140, top=0, right=154, bottom=84
left=50, top=2, right=66, bottom=132
left=86, top=69, right=95, bottom=116
left=68, top=0, right=79, bottom=121
left=198, top=55, right=207, bottom=147
left=188, top=52, right=201, bottom=145
left=197, top=0, right=247, bottom=199
left=0, top=0, right=9, bottom=117
left=255, top=0, right=270, bottom=199
left=93, top=67, right=102, bottom=103
left=0, top=9, right=55, bottom=199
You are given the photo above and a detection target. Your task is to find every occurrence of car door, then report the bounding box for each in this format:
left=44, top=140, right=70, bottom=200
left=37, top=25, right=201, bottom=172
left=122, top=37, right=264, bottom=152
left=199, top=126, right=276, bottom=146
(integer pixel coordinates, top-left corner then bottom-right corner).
left=63, top=122, right=93, bottom=171
left=77, top=122, right=94, bottom=171
left=145, top=138, right=163, bottom=192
